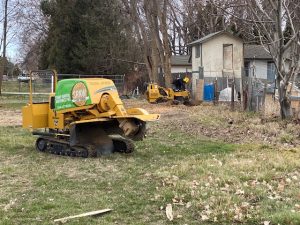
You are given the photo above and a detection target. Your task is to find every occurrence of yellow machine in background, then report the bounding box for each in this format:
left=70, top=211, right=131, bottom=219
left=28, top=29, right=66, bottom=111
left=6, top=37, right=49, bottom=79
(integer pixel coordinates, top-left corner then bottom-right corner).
left=22, top=70, right=160, bottom=157
left=146, top=76, right=190, bottom=104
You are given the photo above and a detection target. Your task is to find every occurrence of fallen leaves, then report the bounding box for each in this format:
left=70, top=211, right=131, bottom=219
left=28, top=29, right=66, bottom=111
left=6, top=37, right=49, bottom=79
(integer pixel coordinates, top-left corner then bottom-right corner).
left=172, top=196, right=185, bottom=205
left=235, top=189, right=245, bottom=195
left=201, top=214, right=209, bottom=221
left=199, top=204, right=213, bottom=221
left=161, top=175, right=179, bottom=187
left=4, top=198, right=17, bottom=211
left=140, top=101, right=300, bottom=223
left=165, top=204, right=173, bottom=221
left=156, top=167, right=300, bottom=224
left=277, top=180, right=285, bottom=192
left=186, top=202, right=192, bottom=209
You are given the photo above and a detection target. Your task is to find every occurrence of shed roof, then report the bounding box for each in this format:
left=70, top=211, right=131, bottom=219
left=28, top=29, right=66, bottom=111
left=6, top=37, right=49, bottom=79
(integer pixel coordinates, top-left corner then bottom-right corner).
left=244, top=45, right=272, bottom=60
left=171, top=55, right=191, bottom=66
left=187, top=30, right=242, bottom=46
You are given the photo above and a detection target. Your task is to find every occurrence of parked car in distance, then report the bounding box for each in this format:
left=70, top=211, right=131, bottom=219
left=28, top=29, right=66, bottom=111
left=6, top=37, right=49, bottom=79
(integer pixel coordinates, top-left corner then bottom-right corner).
left=17, top=74, right=31, bottom=82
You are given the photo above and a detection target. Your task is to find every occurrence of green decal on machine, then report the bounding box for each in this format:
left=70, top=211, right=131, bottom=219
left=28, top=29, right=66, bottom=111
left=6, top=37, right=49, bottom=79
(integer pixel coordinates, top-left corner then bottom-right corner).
left=55, top=79, right=92, bottom=110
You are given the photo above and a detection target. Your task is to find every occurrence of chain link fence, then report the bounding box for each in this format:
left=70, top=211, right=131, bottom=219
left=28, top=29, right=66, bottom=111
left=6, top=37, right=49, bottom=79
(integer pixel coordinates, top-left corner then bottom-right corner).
left=2, top=73, right=125, bottom=95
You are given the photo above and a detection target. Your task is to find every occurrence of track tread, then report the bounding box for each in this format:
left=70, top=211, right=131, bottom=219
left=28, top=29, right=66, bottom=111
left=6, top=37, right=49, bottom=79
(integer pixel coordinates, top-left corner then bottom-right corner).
left=35, top=137, right=89, bottom=158
left=34, top=135, right=135, bottom=157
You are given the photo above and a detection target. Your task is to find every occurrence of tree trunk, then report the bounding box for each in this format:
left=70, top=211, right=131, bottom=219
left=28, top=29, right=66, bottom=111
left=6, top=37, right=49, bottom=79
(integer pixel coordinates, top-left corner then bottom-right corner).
left=122, top=0, right=157, bottom=83
left=0, top=0, right=8, bottom=95
left=145, top=55, right=154, bottom=82
left=277, top=77, right=292, bottom=119
left=158, top=0, right=173, bottom=88
left=163, top=55, right=172, bottom=88
left=0, top=59, right=4, bottom=95
left=143, top=0, right=165, bottom=83
left=150, top=37, right=159, bottom=83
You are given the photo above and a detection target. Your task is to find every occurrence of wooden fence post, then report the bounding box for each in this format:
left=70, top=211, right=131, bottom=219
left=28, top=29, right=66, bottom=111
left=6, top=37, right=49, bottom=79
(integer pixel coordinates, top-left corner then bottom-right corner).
left=231, top=81, right=235, bottom=111
left=247, top=75, right=253, bottom=111
left=213, top=79, right=218, bottom=105
left=262, top=81, right=267, bottom=115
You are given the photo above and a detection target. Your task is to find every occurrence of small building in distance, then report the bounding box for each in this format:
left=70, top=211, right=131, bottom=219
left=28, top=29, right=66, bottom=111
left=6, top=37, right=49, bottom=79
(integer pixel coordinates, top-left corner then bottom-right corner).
left=159, top=55, right=192, bottom=87
left=244, top=45, right=276, bottom=83
left=187, top=31, right=244, bottom=96
left=170, top=55, right=192, bottom=74
left=159, top=55, right=192, bottom=74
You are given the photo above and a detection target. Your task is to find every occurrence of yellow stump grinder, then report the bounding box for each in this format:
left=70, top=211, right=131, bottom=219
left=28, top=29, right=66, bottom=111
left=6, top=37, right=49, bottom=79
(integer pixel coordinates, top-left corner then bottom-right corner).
left=145, top=76, right=191, bottom=104
left=22, top=70, right=160, bottom=157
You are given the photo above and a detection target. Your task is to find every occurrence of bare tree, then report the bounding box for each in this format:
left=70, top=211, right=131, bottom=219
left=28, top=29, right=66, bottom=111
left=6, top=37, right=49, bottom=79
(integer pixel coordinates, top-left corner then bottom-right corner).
left=168, top=1, right=190, bottom=55
left=213, top=0, right=300, bottom=118
left=0, top=0, right=8, bottom=94
left=122, top=0, right=175, bottom=87
left=145, top=0, right=173, bottom=87
left=122, top=0, right=160, bottom=83
left=178, top=0, right=229, bottom=40
left=0, top=0, right=48, bottom=78
left=16, top=0, right=49, bottom=71
left=245, top=0, right=300, bottom=118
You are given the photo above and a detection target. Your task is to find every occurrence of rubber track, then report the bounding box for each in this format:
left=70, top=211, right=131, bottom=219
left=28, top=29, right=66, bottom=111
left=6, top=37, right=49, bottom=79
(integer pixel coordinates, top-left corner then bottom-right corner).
left=36, top=137, right=89, bottom=158
left=35, top=136, right=134, bottom=158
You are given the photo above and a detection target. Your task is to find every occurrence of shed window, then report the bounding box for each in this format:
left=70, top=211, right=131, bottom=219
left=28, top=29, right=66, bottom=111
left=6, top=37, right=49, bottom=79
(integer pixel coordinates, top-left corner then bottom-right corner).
left=195, top=44, right=201, bottom=58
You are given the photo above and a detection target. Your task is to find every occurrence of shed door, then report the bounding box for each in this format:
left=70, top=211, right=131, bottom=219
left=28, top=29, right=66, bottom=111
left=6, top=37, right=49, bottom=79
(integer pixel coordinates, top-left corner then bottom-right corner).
left=223, top=44, right=233, bottom=70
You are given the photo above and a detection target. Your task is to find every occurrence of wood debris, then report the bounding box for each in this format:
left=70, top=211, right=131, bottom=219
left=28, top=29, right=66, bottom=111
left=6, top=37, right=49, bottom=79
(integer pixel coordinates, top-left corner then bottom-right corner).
left=54, top=209, right=112, bottom=223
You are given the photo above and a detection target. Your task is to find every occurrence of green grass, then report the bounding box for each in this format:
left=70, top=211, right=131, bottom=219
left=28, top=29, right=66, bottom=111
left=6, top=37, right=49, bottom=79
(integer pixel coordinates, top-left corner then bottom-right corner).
left=0, top=80, right=51, bottom=110
left=0, top=95, right=28, bottom=109
left=0, top=94, right=49, bottom=110
left=1, top=124, right=300, bottom=224
left=2, top=80, right=25, bottom=92
left=2, top=80, right=51, bottom=93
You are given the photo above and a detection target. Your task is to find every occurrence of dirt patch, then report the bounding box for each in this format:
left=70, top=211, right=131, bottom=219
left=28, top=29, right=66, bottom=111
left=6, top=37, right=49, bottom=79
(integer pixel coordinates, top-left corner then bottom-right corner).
left=0, top=109, right=22, bottom=126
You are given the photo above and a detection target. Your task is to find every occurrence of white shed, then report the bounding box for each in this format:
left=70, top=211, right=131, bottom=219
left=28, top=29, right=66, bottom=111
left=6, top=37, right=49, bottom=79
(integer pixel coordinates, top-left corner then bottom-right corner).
left=188, top=31, right=244, bottom=96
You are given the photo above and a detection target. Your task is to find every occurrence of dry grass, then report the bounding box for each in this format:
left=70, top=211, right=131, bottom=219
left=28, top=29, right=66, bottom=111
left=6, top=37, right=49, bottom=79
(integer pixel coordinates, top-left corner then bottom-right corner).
left=129, top=99, right=300, bottom=148
left=1, top=97, right=300, bottom=224
left=264, top=94, right=280, bottom=118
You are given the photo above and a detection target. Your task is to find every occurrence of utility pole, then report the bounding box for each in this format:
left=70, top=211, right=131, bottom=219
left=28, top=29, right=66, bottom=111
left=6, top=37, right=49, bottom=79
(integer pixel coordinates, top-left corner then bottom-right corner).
left=0, top=0, right=8, bottom=95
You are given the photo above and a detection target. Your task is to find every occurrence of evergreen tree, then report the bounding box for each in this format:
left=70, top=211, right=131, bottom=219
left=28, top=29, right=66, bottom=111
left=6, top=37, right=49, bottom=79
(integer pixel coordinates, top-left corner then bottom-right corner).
left=40, top=0, right=140, bottom=74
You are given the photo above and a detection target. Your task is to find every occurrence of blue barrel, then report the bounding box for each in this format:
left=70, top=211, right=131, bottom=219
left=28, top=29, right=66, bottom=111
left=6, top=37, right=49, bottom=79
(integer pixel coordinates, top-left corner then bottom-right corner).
left=203, top=83, right=214, bottom=101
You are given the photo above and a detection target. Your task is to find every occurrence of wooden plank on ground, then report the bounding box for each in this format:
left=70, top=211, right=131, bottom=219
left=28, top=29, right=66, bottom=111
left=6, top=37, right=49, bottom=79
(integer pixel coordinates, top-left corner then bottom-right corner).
left=54, top=209, right=112, bottom=223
